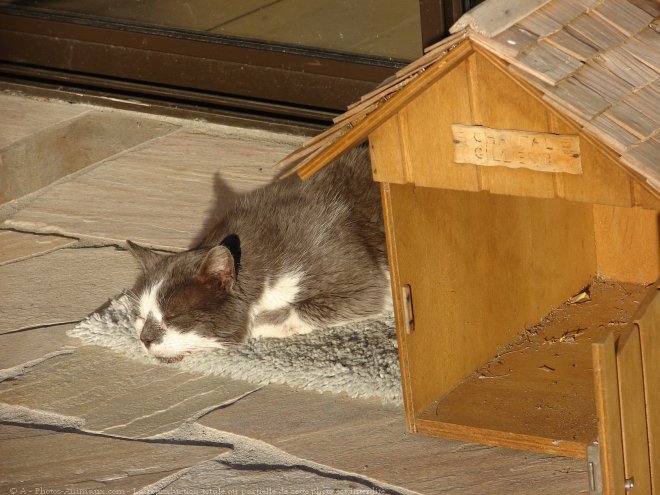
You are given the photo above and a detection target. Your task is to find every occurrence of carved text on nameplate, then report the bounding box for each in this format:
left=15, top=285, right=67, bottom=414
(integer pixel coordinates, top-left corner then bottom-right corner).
left=452, top=124, right=582, bottom=174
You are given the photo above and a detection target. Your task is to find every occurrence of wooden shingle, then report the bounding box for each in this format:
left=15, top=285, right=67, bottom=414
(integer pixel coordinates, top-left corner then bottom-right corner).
left=539, top=0, right=592, bottom=26
left=591, top=0, right=654, bottom=36
left=514, top=41, right=583, bottom=84
left=573, top=63, right=633, bottom=103
left=624, top=86, right=660, bottom=123
left=544, top=28, right=598, bottom=61
left=584, top=114, right=640, bottom=153
left=567, top=12, right=627, bottom=50
left=622, top=31, right=660, bottom=72
left=536, top=75, right=611, bottom=120
left=492, top=26, right=538, bottom=56
left=622, top=139, right=660, bottom=190
left=605, top=101, right=657, bottom=139
left=517, top=9, right=564, bottom=37
left=628, top=0, right=660, bottom=16
left=592, top=46, right=658, bottom=88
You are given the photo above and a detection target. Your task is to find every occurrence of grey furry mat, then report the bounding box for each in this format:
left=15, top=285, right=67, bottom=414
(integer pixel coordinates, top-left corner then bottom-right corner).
left=70, top=296, right=402, bottom=404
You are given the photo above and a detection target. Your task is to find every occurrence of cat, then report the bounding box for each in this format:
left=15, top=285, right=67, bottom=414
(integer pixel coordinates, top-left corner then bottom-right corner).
left=126, top=144, right=392, bottom=363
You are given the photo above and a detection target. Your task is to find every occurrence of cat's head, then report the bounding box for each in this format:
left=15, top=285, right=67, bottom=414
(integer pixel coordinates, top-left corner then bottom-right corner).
left=126, top=235, right=247, bottom=362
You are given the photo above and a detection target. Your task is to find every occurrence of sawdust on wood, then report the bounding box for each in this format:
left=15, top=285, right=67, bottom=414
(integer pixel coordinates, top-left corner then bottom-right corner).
left=425, top=277, right=651, bottom=451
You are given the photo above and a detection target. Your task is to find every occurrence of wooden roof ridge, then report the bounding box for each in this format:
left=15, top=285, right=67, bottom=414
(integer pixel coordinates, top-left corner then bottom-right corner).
left=448, top=0, right=553, bottom=37
left=274, top=31, right=469, bottom=177
left=273, top=0, right=659, bottom=197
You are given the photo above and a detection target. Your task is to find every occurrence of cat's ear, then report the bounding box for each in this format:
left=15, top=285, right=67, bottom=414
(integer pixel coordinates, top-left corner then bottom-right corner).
left=126, top=240, right=163, bottom=272
left=220, top=234, right=241, bottom=267
left=199, top=245, right=235, bottom=291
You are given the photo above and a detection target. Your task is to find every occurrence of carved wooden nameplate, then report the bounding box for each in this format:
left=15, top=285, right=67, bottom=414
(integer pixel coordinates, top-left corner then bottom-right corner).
left=452, top=124, right=582, bottom=174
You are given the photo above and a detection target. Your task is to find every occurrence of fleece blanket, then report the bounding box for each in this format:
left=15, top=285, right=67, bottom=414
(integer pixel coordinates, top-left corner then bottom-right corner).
left=70, top=295, right=402, bottom=404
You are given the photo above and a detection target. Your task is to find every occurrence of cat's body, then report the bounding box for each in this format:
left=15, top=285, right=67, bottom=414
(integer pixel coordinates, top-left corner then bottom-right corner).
left=128, top=145, right=392, bottom=362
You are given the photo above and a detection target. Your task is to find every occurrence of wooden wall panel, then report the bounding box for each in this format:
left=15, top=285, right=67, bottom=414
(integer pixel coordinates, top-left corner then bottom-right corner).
left=469, top=52, right=556, bottom=198
left=399, top=60, right=480, bottom=192
left=633, top=180, right=660, bottom=210
left=549, top=115, right=633, bottom=207
left=387, top=184, right=596, bottom=415
left=369, top=116, right=407, bottom=184
left=593, top=204, right=660, bottom=283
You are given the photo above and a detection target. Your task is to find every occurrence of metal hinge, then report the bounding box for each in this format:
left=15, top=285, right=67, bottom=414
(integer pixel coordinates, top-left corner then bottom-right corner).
left=588, top=443, right=636, bottom=494
left=401, top=284, right=414, bottom=334
left=588, top=444, right=603, bottom=495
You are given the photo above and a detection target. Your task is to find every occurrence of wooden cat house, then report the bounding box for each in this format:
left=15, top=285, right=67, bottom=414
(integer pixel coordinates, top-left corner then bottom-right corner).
left=276, top=0, right=659, bottom=493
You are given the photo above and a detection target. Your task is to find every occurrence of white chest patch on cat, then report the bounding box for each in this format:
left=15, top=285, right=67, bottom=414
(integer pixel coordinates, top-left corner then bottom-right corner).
left=251, top=271, right=304, bottom=315
left=249, top=271, right=313, bottom=338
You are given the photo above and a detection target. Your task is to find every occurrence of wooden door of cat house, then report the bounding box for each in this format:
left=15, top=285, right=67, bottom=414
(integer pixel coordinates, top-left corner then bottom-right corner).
left=593, top=286, right=659, bottom=495
left=280, top=37, right=660, bottom=495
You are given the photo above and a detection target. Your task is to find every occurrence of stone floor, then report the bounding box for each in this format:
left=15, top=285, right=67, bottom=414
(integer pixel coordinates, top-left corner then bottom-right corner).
left=0, top=91, right=589, bottom=494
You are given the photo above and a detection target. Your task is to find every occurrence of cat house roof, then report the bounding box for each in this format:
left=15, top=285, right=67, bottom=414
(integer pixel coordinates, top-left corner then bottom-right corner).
left=275, top=0, right=660, bottom=200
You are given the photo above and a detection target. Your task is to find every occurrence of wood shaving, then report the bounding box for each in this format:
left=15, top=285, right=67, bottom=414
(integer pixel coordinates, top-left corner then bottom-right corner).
left=568, top=289, right=591, bottom=304
left=544, top=328, right=586, bottom=344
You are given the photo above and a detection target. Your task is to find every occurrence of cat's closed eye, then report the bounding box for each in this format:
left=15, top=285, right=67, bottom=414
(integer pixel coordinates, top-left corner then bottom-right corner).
left=134, top=315, right=146, bottom=334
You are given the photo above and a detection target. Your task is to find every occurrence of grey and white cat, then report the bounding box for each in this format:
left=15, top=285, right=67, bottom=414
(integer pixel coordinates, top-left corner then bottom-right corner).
left=126, top=145, right=392, bottom=362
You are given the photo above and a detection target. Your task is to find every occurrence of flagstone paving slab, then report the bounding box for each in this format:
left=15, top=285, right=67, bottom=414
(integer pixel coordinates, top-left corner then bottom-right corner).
left=200, top=385, right=588, bottom=495
left=0, top=92, right=88, bottom=149
left=0, top=345, right=258, bottom=438
left=147, top=457, right=377, bottom=494
left=0, top=324, right=79, bottom=369
left=0, top=230, right=76, bottom=266
left=1, top=110, right=179, bottom=204
left=0, top=424, right=226, bottom=493
left=3, top=130, right=302, bottom=251
left=0, top=247, right=138, bottom=334
left=139, top=423, right=406, bottom=495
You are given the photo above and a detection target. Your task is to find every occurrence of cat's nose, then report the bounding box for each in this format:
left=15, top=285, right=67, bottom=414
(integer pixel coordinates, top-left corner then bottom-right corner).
left=140, top=322, right=160, bottom=349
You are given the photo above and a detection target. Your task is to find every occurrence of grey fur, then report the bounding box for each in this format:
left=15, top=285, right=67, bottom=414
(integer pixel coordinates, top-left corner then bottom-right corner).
left=127, top=144, right=389, bottom=347
left=253, top=307, right=292, bottom=327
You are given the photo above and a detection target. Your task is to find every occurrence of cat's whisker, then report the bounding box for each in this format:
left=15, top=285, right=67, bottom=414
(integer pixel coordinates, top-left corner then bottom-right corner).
left=122, top=289, right=141, bottom=305
left=125, top=295, right=140, bottom=307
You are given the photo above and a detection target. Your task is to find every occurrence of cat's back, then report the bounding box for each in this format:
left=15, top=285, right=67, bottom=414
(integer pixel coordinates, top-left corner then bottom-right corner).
left=301, top=144, right=381, bottom=224
left=201, top=144, right=382, bottom=264
left=265, top=144, right=381, bottom=247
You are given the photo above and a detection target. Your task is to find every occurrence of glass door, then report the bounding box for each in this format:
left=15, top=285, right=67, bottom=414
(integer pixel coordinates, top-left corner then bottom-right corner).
left=6, top=0, right=424, bottom=59
left=0, top=0, right=479, bottom=125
